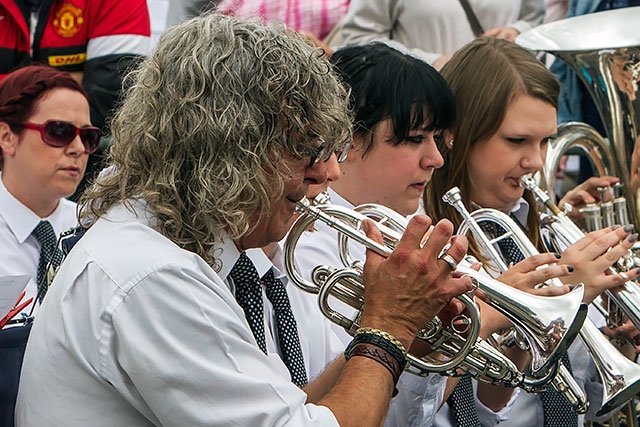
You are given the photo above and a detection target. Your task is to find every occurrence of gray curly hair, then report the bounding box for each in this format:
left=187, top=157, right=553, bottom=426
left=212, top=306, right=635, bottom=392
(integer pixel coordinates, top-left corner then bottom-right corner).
left=79, top=13, right=352, bottom=268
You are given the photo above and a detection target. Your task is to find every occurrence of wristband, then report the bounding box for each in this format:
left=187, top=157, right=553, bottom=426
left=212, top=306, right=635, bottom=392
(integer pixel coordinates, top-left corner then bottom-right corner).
left=344, top=343, right=401, bottom=397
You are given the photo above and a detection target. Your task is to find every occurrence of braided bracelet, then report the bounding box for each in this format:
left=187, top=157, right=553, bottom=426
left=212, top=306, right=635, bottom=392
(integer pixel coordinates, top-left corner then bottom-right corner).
left=344, top=328, right=408, bottom=396
left=355, top=327, right=407, bottom=358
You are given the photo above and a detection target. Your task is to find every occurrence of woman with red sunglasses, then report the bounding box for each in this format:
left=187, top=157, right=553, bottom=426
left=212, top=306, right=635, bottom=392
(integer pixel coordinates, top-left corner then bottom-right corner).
left=0, top=64, right=95, bottom=425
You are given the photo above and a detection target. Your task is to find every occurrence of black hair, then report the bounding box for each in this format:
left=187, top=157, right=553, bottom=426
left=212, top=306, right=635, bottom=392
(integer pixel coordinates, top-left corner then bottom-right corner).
left=331, top=42, right=455, bottom=153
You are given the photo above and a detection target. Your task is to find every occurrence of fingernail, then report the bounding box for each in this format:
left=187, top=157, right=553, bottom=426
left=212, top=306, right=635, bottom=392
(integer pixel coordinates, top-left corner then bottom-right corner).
left=567, top=266, right=574, bottom=272
left=624, top=224, right=635, bottom=233
left=612, top=224, right=622, bottom=230
left=629, top=233, right=639, bottom=243
left=555, top=253, right=562, bottom=259
left=568, top=285, right=575, bottom=291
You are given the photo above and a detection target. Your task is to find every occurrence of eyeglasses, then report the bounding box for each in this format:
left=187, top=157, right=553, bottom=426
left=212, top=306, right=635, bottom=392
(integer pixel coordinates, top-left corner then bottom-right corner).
left=22, top=120, right=101, bottom=154
left=296, top=138, right=352, bottom=167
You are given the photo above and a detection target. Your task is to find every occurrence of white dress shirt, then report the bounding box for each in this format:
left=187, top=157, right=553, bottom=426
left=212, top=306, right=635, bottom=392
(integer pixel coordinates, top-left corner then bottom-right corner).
left=16, top=199, right=339, bottom=426
left=0, top=172, right=77, bottom=319
left=293, top=187, right=510, bottom=426
left=341, top=0, right=544, bottom=65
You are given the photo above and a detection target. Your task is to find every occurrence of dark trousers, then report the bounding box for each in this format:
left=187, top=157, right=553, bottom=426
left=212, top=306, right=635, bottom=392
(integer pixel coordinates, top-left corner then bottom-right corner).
left=0, top=324, right=32, bottom=427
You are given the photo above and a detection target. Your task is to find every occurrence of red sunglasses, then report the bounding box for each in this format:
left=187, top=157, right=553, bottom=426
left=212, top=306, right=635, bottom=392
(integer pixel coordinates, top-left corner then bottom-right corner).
left=22, top=120, right=101, bottom=154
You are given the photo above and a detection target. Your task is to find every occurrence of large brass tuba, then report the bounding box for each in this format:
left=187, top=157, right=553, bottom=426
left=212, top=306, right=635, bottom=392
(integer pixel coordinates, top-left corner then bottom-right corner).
left=516, top=7, right=640, bottom=226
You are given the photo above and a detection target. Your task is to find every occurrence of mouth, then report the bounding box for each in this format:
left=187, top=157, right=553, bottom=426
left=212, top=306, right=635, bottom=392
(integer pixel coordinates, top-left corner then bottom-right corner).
left=410, top=181, right=427, bottom=192
left=507, top=177, right=522, bottom=187
left=60, top=165, right=81, bottom=176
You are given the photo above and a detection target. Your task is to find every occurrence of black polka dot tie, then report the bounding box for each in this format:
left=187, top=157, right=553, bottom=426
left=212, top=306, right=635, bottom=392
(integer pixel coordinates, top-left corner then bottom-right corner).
left=480, top=219, right=577, bottom=426
left=229, top=252, right=267, bottom=353
left=447, top=375, right=481, bottom=427
left=263, top=269, right=308, bottom=387
left=541, top=355, right=578, bottom=427
left=479, top=220, right=525, bottom=265
left=32, top=220, right=64, bottom=303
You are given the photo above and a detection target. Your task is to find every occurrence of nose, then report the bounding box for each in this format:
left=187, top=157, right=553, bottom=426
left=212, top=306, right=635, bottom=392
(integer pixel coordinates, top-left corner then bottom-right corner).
left=325, top=153, right=341, bottom=183
left=521, top=143, right=545, bottom=171
left=420, top=135, right=445, bottom=169
left=305, top=156, right=328, bottom=185
left=66, top=134, right=86, bottom=157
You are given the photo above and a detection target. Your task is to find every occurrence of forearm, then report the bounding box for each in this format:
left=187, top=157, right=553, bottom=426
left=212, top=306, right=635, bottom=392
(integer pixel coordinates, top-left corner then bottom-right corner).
left=318, top=356, right=395, bottom=427
left=305, top=356, right=346, bottom=404
left=477, top=345, right=529, bottom=411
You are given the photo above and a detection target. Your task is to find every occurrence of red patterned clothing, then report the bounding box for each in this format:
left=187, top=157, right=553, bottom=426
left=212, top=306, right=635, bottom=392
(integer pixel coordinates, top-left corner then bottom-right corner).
left=0, top=0, right=151, bottom=129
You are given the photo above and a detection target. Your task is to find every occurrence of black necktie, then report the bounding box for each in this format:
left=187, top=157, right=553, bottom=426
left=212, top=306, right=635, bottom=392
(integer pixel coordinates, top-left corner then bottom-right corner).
left=229, top=253, right=308, bottom=387
left=263, top=269, right=308, bottom=387
left=479, top=220, right=525, bottom=265
left=229, top=252, right=267, bottom=353
left=32, top=220, right=63, bottom=303
left=447, top=375, right=481, bottom=427
left=541, top=355, right=578, bottom=427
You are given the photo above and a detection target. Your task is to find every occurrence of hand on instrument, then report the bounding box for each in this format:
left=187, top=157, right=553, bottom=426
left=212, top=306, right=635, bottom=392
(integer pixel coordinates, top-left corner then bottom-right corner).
left=496, top=252, right=573, bottom=295
left=558, top=175, right=620, bottom=222
left=559, top=226, right=640, bottom=303
left=471, top=254, right=572, bottom=336
left=360, top=215, right=473, bottom=348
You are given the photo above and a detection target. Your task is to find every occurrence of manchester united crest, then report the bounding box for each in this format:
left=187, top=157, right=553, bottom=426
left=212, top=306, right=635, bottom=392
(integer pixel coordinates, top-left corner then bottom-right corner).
left=53, top=4, right=84, bottom=37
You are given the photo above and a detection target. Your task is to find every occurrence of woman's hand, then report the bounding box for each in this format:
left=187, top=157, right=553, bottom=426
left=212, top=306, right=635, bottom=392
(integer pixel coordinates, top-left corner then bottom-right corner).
left=558, top=226, right=640, bottom=303
left=558, top=175, right=620, bottom=222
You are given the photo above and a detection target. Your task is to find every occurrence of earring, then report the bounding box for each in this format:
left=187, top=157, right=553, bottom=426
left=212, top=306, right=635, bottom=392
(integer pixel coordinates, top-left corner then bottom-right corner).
left=448, top=139, right=454, bottom=148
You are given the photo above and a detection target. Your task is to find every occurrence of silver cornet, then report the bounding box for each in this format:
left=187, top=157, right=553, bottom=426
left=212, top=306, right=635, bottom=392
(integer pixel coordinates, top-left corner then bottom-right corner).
left=519, top=174, right=640, bottom=416
left=284, top=196, right=585, bottom=388
left=443, top=186, right=592, bottom=413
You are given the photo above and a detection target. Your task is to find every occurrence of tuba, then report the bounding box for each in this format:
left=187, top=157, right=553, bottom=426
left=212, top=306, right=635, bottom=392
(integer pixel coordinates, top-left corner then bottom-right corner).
left=284, top=196, right=586, bottom=387
left=516, top=7, right=640, bottom=228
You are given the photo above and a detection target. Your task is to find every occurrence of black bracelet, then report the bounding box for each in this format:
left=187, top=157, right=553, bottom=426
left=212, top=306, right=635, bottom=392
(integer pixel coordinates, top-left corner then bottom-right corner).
left=345, top=343, right=401, bottom=397
left=344, top=329, right=408, bottom=394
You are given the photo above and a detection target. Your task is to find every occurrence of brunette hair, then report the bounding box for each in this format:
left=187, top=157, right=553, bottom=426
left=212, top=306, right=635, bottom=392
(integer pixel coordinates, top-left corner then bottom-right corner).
left=424, top=38, right=560, bottom=252
left=0, top=65, right=88, bottom=165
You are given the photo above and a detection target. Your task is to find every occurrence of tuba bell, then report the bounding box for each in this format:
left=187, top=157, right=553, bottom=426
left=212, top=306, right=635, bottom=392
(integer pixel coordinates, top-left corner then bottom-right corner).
left=516, top=7, right=640, bottom=229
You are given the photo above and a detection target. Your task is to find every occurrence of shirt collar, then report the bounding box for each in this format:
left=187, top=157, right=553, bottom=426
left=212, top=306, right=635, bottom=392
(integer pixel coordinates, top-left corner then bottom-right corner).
left=0, top=172, right=75, bottom=243
left=508, top=198, right=530, bottom=226
left=327, top=186, right=354, bottom=209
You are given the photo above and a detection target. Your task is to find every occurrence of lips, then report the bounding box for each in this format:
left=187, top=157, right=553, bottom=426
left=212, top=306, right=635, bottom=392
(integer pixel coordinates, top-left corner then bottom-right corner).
left=410, top=181, right=427, bottom=191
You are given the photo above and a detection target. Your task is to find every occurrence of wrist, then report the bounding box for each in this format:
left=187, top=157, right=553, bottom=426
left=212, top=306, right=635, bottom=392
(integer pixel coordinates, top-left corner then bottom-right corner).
left=344, top=327, right=408, bottom=396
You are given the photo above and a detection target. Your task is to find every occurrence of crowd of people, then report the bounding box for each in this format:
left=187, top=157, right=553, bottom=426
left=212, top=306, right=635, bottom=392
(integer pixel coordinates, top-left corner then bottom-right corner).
left=2, top=1, right=640, bottom=426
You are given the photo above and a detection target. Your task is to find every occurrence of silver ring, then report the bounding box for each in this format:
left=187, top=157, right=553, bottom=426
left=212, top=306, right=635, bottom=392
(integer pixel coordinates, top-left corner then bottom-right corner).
left=439, top=253, right=458, bottom=271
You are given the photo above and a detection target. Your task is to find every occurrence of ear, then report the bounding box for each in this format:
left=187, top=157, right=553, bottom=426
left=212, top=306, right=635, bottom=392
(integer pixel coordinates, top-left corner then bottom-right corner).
left=348, top=132, right=368, bottom=160
left=0, top=122, right=18, bottom=157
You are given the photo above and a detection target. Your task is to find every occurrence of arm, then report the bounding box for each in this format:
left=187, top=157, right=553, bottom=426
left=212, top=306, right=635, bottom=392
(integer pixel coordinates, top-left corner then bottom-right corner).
left=341, top=0, right=443, bottom=65
left=482, top=0, right=544, bottom=41
left=84, top=0, right=151, bottom=130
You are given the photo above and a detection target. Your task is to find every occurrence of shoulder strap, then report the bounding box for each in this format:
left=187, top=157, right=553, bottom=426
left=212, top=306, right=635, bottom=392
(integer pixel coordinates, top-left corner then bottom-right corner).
left=458, top=0, right=485, bottom=37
